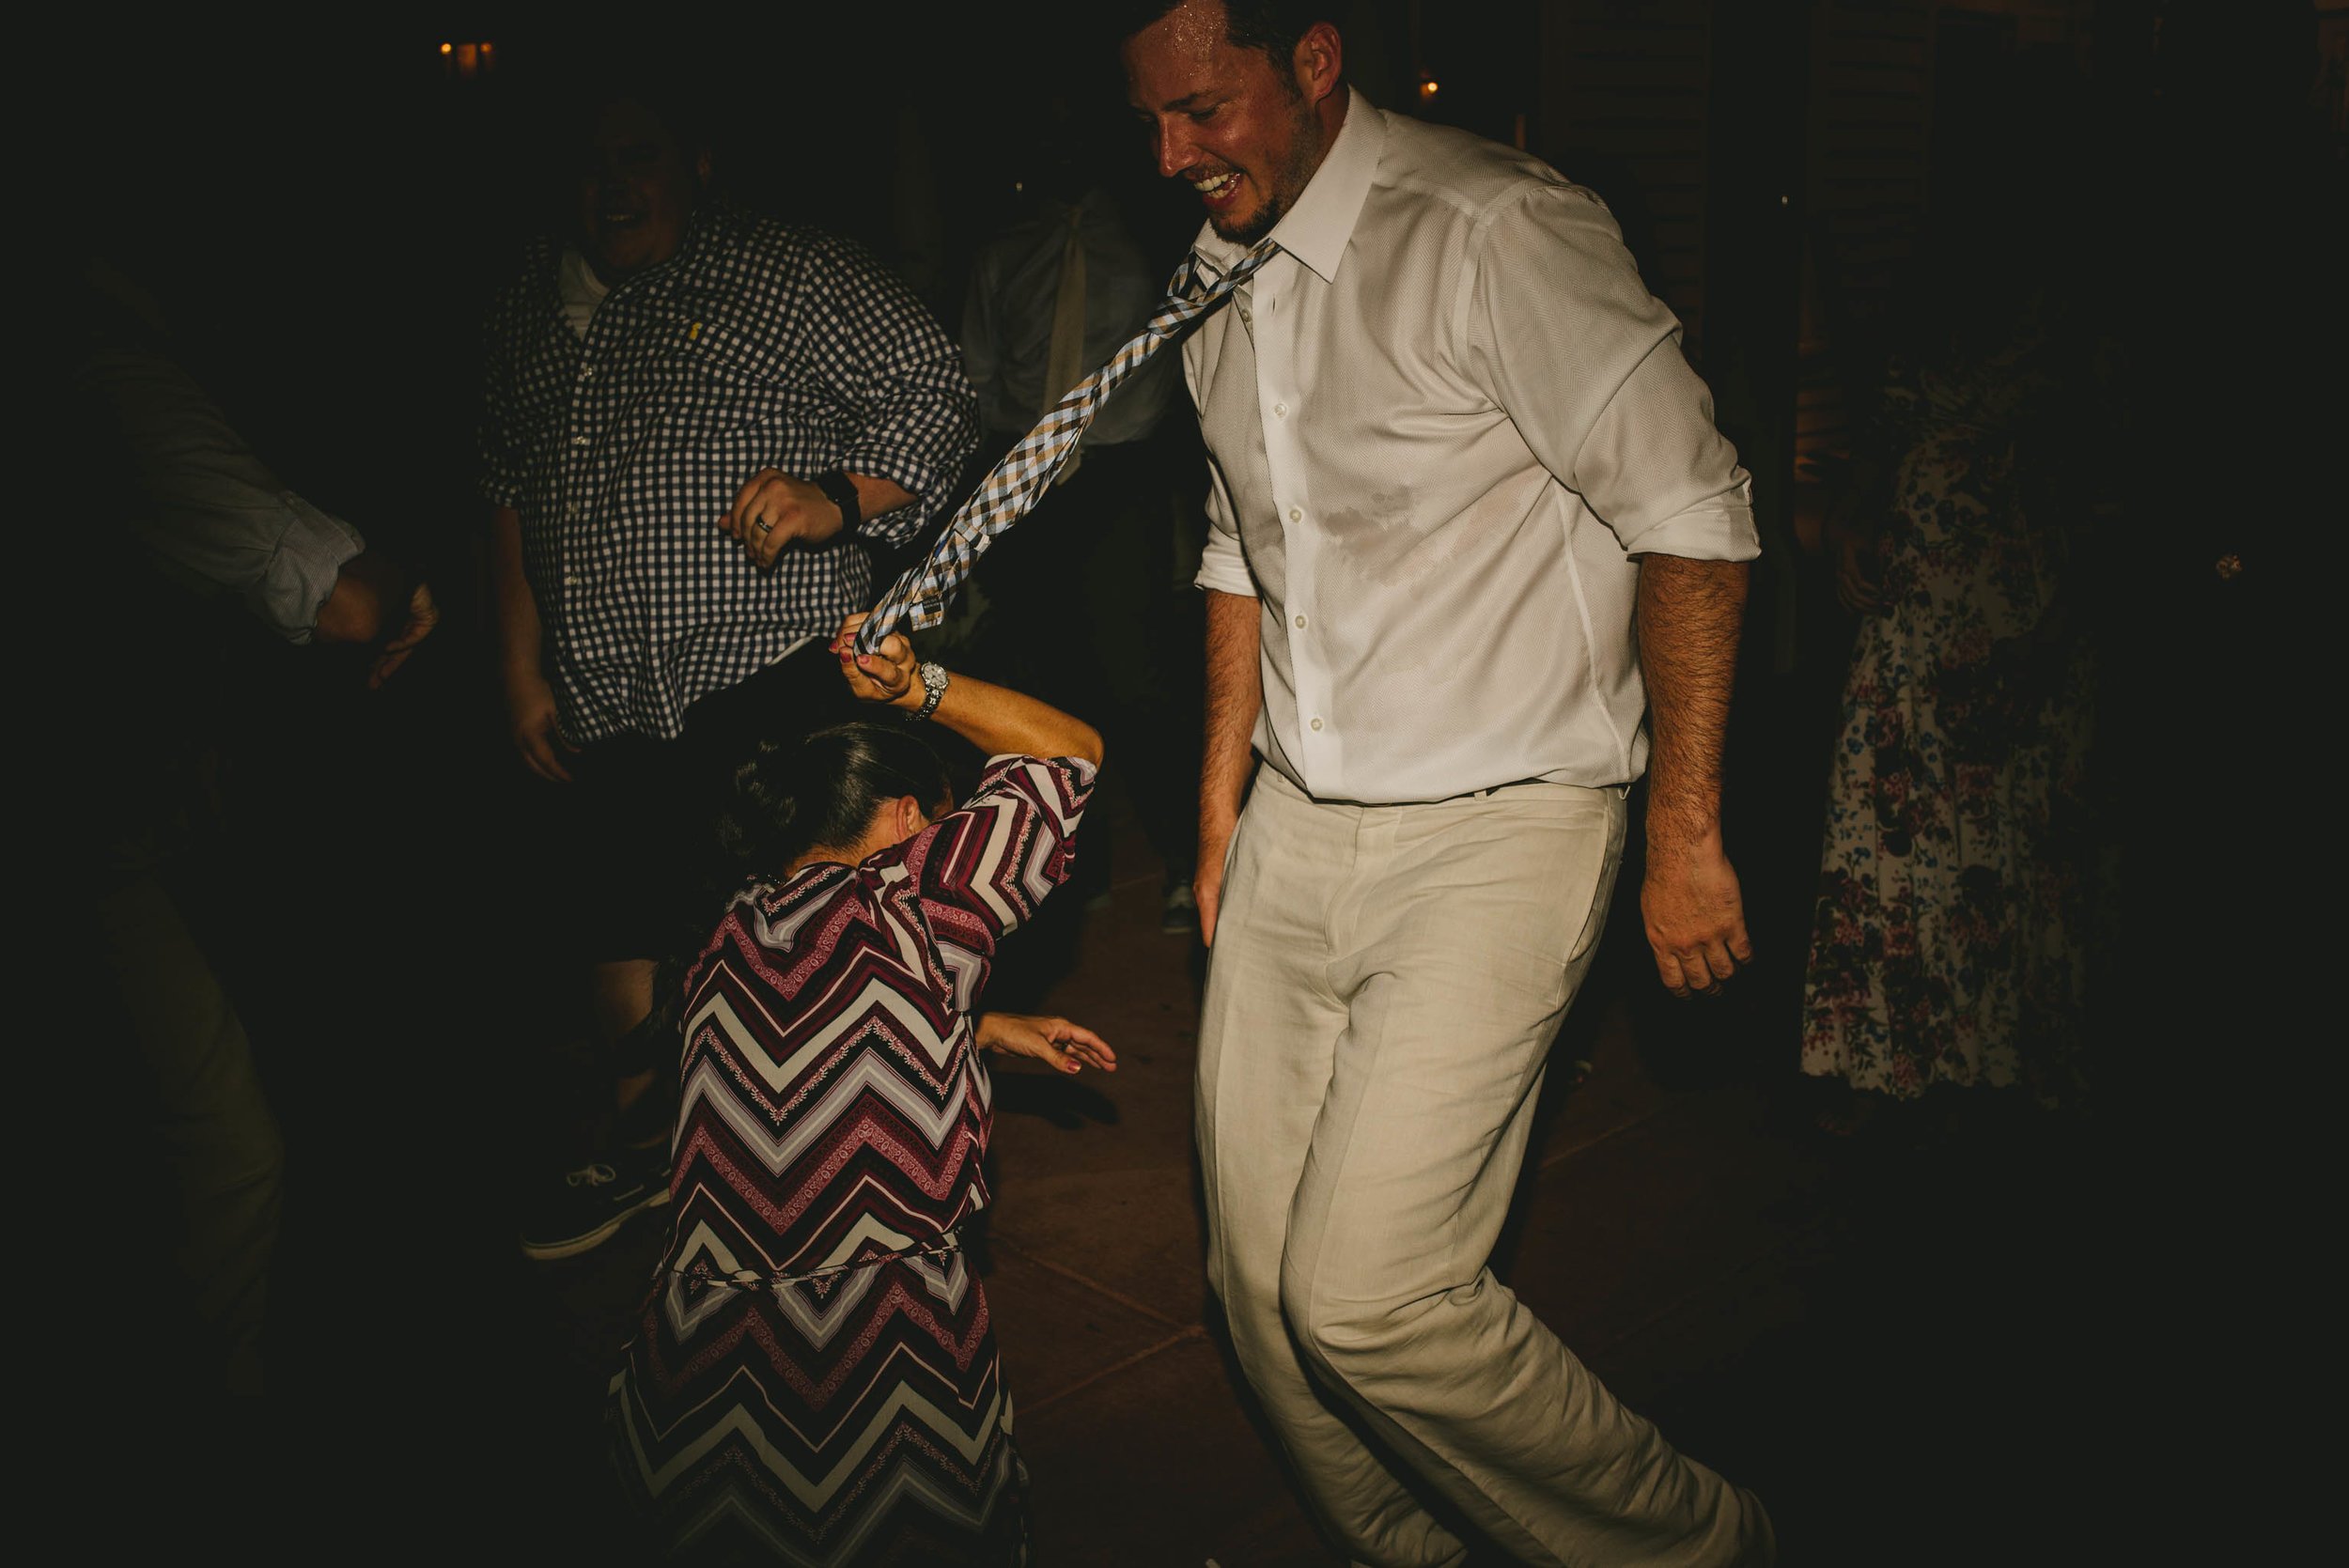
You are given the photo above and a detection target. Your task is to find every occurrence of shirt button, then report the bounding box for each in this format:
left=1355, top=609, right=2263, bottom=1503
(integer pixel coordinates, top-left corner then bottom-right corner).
left=1273, top=402, right=1287, bottom=418
left=570, top=435, right=589, bottom=447
left=1294, top=613, right=1308, bottom=629
left=1287, top=506, right=1302, bottom=523
left=578, top=365, right=595, bottom=381
left=1239, top=306, right=1252, bottom=325
left=562, top=574, right=580, bottom=588
left=1309, top=717, right=1324, bottom=732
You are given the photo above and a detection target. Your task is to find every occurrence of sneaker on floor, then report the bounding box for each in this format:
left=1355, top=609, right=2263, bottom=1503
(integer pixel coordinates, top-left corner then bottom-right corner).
left=518, top=1147, right=671, bottom=1261
left=1159, top=881, right=1198, bottom=936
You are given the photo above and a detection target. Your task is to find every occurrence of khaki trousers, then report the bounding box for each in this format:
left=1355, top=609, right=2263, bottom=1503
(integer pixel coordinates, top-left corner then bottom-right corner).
left=1197, top=769, right=1773, bottom=1568
left=96, top=875, right=284, bottom=1396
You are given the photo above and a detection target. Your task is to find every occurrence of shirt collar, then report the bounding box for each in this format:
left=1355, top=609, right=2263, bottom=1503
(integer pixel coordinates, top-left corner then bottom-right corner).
left=1191, top=85, right=1383, bottom=286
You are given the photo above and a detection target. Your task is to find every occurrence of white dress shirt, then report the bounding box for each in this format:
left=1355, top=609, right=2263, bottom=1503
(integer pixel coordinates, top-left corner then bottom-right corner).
left=1188, top=88, right=1758, bottom=803
left=78, top=265, right=365, bottom=644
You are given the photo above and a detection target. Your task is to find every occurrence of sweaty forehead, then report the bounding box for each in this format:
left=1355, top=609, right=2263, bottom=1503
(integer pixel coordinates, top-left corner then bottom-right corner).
left=1126, top=4, right=1242, bottom=102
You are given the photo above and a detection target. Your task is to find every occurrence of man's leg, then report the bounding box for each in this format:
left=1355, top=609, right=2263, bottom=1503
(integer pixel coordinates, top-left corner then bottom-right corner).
left=1196, top=772, right=1469, bottom=1568
left=1280, top=786, right=1773, bottom=1568
left=96, top=875, right=283, bottom=1395
left=598, top=958, right=664, bottom=1149
left=517, top=737, right=677, bottom=1260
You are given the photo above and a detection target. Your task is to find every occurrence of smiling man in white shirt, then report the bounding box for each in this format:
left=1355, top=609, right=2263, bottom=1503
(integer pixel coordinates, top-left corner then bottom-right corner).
left=1123, top=4, right=1773, bottom=1565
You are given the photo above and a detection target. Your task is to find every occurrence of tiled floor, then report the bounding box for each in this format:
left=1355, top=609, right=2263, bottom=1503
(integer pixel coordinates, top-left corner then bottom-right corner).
left=87, top=763, right=2111, bottom=1565
left=483, top=783, right=2108, bottom=1566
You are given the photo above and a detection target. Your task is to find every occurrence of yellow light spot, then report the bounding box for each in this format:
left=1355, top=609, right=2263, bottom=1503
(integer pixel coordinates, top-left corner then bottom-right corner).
left=440, top=42, right=453, bottom=54
left=689, top=322, right=702, bottom=340
left=1417, top=77, right=1439, bottom=101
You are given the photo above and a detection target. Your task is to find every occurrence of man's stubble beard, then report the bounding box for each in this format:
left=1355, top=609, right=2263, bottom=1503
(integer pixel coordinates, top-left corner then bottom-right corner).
left=1214, top=94, right=1327, bottom=245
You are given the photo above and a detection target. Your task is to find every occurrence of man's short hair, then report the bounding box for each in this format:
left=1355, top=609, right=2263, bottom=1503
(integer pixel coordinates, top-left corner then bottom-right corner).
left=567, top=60, right=714, bottom=161
left=1115, top=0, right=1330, bottom=71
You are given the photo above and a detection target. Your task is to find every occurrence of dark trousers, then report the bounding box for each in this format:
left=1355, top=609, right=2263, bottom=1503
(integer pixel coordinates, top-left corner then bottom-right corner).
left=542, top=643, right=862, bottom=1072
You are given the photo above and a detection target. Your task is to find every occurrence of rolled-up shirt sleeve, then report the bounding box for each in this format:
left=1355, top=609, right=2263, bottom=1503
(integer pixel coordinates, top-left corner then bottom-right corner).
left=1465, top=184, right=1758, bottom=563
left=1190, top=444, right=1257, bottom=598
left=476, top=270, right=531, bottom=512
left=79, top=343, right=365, bottom=643
left=801, top=236, right=979, bottom=551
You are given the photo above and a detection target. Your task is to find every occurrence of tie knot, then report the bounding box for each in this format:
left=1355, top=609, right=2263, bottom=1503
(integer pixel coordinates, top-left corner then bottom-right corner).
left=1171, top=240, right=1277, bottom=304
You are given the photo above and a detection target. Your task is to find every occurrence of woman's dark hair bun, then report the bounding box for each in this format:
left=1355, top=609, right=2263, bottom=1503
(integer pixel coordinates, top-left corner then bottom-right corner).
left=719, top=722, right=950, bottom=876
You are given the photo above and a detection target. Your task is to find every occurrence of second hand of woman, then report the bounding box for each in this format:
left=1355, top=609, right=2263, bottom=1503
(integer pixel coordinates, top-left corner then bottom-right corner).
left=977, top=1012, right=1117, bottom=1076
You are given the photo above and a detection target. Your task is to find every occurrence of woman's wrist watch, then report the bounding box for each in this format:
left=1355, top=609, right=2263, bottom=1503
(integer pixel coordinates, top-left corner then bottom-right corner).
left=903, top=660, right=948, bottom=722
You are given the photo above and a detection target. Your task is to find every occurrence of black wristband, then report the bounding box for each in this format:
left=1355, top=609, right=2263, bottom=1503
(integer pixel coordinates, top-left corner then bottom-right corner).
left=812, top=470, right=862, bottom=536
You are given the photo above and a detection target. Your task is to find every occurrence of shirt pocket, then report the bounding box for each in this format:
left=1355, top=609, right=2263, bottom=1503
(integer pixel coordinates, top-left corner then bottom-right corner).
left=659, top=316, right=786, bottom=440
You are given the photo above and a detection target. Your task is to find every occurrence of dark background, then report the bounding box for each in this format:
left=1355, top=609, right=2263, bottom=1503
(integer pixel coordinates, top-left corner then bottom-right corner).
left=44, top=2, right=2340, bottom=1557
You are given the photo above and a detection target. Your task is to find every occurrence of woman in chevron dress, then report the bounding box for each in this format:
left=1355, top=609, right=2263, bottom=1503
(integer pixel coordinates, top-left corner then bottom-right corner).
left=612, top=616, right=1112, bottom=1565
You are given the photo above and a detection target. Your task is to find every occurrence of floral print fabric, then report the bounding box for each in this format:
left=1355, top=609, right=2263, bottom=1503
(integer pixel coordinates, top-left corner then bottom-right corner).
left=1800, top=320, right=2097, bottom=1102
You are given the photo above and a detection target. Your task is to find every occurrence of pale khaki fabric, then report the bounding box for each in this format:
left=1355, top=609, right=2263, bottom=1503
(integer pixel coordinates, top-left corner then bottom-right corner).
left=1198, top=769, right=1773, bottom=1568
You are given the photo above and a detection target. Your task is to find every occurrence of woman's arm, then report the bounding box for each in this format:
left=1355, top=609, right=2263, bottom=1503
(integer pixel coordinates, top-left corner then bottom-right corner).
left=832, top=614, right=1104, bottom=767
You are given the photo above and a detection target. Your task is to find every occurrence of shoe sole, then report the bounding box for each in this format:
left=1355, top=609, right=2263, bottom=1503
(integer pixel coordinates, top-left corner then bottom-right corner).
left=518, top=1185, right=672, bottom=1262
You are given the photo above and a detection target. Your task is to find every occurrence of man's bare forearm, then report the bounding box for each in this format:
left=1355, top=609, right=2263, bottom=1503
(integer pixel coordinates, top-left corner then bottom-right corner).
left=1637, top=555, right=1748, bottom=849
left=1200, top=589, right=1263, bottom=835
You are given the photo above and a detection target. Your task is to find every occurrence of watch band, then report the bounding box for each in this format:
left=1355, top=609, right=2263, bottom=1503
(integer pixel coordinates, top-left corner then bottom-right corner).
left=905, top=660, right=948, bottom=723
left=812, top=470, right=862, bottom=536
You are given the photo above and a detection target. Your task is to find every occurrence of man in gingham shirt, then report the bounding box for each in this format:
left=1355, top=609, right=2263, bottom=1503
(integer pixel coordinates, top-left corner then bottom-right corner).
left=481, top=85, right=975, bottom=1260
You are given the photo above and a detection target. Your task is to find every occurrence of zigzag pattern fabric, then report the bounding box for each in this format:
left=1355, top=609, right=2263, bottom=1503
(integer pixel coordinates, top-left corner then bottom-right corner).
left=612, top=754, right=1097, bottom=1565
left=856, top=241, right=1276, bottom=654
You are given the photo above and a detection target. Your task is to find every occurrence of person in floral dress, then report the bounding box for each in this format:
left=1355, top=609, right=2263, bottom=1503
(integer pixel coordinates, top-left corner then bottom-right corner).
left=1801, top=287, right=2103, bottom=1126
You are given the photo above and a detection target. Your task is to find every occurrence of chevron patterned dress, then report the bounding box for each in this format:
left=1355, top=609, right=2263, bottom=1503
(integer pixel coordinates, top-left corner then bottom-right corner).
left=611, top=753, right=1096, bottom=1564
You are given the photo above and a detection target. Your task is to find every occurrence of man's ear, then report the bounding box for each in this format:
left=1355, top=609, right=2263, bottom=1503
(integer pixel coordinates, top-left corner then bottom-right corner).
left=1293, top=21, right=1344, bottom=106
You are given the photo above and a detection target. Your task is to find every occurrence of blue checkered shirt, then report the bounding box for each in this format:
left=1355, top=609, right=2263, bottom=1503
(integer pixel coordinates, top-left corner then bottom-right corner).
left=479, top=205, right=976, bottom=743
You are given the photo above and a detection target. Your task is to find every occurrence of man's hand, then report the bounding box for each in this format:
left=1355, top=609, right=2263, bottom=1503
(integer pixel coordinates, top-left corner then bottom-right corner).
left=976, top=1012, right=1116, bottom=1076
left=367, top=581, right=441, bottom=689
left=832, top=613, right=919, bottom=708
left=1194, top=813, right=1237, bottom=948
left=505, top=664, right=576, bottom=783
left=1641, top=837, right=1752, bottom=997
left=315, top=550, right=410, bottom=646
left=318, top=551, right=441, bottom=688
left=723, top=470, right=845, bottom=569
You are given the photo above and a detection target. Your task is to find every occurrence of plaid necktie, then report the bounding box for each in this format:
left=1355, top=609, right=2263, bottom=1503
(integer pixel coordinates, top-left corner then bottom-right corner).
left=856, top=240, right=1277, bottom=654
